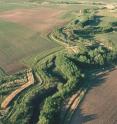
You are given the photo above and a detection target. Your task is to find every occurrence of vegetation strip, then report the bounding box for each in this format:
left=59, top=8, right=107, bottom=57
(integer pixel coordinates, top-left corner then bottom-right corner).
left=47, top=10, right=117, bottom=124
left=1, top=69, right=34, bottom=109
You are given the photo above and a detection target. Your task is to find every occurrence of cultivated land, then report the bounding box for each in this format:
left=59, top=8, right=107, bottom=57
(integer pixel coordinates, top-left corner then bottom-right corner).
left=0, top=0, right=117, bottom=124
left=0, top=6, right=67, bottom=73
left=0, top=0, right=97, bottom=73
left=70, top=69, right=117, bottom=124
left=0, top=1, right=101, bottom=73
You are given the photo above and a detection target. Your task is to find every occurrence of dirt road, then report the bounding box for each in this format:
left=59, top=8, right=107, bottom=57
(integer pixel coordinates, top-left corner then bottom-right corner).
left=70, top=69, right=117, bottom=124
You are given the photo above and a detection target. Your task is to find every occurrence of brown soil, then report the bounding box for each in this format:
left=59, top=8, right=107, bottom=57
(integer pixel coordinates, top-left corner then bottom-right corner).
left=70, top=69, right=117, bottom=124
left=4, top=62, right=27, bottom=74
left=0, top=7, right=67, bottom=33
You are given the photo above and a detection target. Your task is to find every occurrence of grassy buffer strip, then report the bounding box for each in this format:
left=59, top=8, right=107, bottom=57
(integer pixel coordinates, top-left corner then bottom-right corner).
left=49, top=33, right=80, bottom=53
left=50, top=32, right=95, bottom=124
left=49, top=33, right=69, bottom=47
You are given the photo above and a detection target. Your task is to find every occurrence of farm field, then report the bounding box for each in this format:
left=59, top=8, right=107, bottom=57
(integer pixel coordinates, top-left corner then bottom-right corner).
left=0, top=20, right=60, bottom=73
left=0, top=3, right=68, bottom=73
left=0, top=0, right=108, bottom=74
left=0, top=0, right=101, bottom=74
left=70, top=69, right=117, bottom=124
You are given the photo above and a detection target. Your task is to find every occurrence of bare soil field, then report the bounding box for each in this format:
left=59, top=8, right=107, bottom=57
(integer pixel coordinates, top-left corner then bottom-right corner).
left=0, top=7, right=67, bottom=33
left=70, top=69, right=117, bottom=124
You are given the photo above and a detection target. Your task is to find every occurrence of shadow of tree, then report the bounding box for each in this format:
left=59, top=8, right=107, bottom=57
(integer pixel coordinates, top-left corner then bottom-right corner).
left=70, top=65, right=117, bottom=124
left=88, top=16, right=104, bottom=26
left=82, top=114, right=97, bottom=123
left=72, top=107, right=97, bottom=123
left=69, top=106, right=97, bottom=124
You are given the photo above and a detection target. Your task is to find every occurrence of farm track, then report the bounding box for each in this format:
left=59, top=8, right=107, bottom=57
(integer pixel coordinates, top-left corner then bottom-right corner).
left=1, top=70, right=34, bottom=109
left=50, top=33, right=79, bottom=53
left=50, top=33, right=96, bottom=54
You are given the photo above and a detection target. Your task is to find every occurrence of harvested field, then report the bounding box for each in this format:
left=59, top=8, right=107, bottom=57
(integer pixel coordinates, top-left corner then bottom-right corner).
left=70, top=69, right=117, bottom=124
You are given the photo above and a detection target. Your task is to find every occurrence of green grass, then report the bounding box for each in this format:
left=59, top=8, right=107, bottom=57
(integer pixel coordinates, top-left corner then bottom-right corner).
left=0, top=0, right=116, bottom=13
left=22, top=46, right=63, bottom=67
left=46, top=0, right=117, bottom=3
left=95, top=16, right=117, bottom=48
left=0, top=69, right=27, bottom=106
left=0, top=0, right=39, bottom=12
left=108, top=32, right=117, bottom=46
left=94, top=16, right=116, bottom=42
left=0, top=68, right=6, bottom=78
left=96, top=32, right=117, bottom=48
left=99, top=16, right=117, bottom=27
